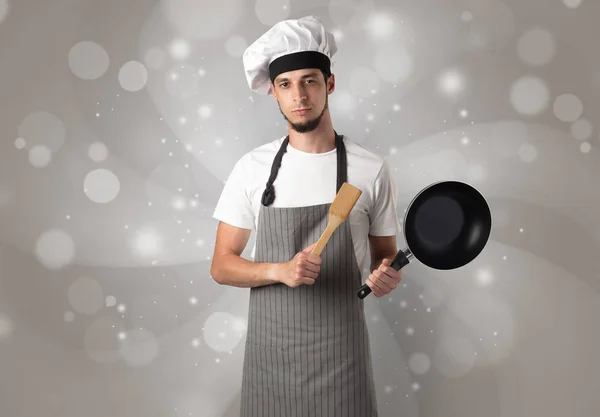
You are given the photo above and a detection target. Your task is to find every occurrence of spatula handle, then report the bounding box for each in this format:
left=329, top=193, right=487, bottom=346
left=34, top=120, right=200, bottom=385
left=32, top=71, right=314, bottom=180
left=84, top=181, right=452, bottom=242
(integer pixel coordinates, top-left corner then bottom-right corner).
left=356, top=248, right=412, bottom=299
left=311, top=225, right=335, bottom=256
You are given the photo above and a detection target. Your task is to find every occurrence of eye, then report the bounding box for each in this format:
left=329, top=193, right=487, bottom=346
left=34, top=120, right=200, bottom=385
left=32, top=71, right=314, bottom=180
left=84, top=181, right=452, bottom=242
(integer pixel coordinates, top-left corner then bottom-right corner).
left=279, top=82, right=288, bottom=88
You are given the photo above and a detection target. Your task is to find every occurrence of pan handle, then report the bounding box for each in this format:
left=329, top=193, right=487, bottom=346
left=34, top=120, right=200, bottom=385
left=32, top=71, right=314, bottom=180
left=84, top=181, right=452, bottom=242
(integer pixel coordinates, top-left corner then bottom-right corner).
left=356, top=248, right=412, bottom=299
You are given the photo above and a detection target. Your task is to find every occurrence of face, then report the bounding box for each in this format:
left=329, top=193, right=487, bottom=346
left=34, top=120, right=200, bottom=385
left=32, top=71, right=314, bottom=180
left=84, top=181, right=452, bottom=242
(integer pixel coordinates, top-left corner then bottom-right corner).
left=271, top=68, right=334, bottom=133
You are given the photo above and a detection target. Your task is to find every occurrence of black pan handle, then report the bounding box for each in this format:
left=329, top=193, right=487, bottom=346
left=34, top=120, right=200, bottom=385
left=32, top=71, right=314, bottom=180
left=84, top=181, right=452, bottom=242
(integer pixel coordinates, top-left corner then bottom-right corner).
left=357, top=248, right=411, bottom=299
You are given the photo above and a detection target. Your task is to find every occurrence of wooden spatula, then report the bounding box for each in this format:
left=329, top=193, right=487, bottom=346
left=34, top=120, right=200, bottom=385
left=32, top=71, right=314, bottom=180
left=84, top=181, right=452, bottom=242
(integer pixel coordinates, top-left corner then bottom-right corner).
left=311, top=182, right=362, bottom=256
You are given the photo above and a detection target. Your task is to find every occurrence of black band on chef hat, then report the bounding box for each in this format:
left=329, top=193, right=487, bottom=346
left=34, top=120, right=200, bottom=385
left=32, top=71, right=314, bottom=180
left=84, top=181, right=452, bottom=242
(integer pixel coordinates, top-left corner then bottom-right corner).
left=269, top=51, right=331, bottom=83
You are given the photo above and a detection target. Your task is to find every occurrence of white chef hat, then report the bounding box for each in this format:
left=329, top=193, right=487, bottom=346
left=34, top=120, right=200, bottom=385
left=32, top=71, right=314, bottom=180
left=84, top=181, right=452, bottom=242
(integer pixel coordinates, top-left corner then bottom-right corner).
left=242, top=15, right=337, bottom=95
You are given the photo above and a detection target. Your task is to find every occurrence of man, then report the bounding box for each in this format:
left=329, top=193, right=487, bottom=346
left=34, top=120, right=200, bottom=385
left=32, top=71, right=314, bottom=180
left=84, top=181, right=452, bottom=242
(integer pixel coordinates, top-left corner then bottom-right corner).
left=210, top=15, right=402, bottom=417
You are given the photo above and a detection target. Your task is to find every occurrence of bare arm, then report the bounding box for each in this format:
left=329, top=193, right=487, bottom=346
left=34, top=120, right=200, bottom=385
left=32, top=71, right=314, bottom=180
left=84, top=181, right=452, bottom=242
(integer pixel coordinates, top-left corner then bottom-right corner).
left=210, top=222, right=281, bottom=288
left=368, top=234, right=398, bottom=273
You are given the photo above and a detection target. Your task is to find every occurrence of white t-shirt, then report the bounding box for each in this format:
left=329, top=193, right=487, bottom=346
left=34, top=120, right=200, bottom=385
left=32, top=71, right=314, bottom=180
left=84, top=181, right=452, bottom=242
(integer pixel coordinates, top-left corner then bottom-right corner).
left=212, top=135, right=400, bottom=273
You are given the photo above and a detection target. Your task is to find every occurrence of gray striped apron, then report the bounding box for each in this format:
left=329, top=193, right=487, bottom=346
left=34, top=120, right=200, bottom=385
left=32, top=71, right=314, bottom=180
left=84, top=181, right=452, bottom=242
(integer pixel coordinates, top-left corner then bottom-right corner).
left=240, top=133, right=378, bottom=416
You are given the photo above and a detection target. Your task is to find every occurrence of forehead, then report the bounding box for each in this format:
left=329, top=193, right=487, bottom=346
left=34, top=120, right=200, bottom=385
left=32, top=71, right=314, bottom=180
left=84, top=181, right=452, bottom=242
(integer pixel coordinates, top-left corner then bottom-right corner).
left=274, top=68, right=321, bottom=83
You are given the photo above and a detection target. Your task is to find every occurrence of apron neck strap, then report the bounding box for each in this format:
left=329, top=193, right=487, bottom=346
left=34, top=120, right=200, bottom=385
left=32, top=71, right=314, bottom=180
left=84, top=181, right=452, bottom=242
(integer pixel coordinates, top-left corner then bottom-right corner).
left=261, top=131, right=347, bottom=207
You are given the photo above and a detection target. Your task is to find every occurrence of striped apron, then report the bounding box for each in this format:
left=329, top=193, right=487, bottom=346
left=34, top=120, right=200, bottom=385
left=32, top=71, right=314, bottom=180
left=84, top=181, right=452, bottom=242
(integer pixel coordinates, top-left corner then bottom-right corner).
left=240, top=134, right=379, bottom=416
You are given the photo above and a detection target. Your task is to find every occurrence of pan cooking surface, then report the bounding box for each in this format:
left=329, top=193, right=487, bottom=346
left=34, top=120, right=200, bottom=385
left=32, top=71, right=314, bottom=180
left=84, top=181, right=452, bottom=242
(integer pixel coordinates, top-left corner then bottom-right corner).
left=413, top=195, right=464, bottom=251
left=404, top=181, right=491, bottom=270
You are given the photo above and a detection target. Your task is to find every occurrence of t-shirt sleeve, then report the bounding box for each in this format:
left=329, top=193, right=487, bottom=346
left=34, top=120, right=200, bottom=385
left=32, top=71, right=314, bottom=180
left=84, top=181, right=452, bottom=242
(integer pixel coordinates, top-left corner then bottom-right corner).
left=212, top=154, right=255, bottom=230
left=368, top=159, right=399, bottom=236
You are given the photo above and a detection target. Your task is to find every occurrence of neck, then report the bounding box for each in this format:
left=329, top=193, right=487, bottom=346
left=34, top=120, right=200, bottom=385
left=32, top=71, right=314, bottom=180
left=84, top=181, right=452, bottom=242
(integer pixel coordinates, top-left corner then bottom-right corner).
left=287, top=113, right=336, bottom=154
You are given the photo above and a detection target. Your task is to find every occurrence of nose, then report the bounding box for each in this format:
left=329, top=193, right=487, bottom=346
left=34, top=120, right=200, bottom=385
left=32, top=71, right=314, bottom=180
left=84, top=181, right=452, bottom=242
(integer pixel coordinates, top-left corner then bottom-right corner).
left=292, top=83, right=307, bottom=102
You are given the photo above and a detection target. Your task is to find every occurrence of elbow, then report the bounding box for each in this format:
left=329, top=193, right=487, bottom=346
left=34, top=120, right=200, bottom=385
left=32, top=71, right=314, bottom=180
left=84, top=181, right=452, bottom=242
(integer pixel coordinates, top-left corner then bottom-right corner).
left=210, top=263, right=223, bottom=285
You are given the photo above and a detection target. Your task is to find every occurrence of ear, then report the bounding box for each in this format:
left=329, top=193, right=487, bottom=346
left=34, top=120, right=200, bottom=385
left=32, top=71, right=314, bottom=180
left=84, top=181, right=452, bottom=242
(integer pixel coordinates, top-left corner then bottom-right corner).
left=327, top=74, right=335, bottom=94
left=270, top=82, right=278, bottom=99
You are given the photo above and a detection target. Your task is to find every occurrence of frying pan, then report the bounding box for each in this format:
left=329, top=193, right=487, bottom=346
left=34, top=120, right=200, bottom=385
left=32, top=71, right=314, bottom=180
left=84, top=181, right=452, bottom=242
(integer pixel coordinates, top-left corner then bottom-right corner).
left=357, top=180, right=492, bottom=299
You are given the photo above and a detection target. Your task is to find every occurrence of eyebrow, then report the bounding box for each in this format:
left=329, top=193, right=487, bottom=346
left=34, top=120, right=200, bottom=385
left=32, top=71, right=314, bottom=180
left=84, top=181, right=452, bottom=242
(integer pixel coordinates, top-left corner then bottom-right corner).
left=275, top=72, right=320, bottom=83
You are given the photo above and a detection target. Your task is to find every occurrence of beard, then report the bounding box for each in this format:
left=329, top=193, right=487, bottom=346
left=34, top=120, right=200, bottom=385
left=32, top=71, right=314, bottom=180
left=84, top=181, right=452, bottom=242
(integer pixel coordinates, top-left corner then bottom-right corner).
left=278, top=95, right=329, bottom=133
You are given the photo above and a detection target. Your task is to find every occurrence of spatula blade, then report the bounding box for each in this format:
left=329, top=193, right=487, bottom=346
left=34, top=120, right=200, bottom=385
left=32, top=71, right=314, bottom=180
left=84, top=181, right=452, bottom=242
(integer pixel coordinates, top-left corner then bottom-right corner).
left=311, top=182, right=362, bottom=256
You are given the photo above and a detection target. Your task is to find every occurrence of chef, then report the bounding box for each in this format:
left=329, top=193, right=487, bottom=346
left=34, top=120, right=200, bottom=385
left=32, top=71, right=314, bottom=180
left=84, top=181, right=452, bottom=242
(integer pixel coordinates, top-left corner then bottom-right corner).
left=210, top=15, right=402, bottom=417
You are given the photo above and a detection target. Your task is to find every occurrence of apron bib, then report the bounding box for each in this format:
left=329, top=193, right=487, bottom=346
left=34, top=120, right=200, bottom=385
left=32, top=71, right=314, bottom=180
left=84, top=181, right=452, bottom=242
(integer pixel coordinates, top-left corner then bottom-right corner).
left=240, top=133, right=378, bottom=417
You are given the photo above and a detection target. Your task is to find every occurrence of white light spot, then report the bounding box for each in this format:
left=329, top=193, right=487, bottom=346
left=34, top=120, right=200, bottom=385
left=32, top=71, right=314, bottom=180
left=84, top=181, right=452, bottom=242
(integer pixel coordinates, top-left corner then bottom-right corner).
left=509, top=76, right=550, bottom=116
left=365, top=12, right=395, bottom=41
left=169, top=39, right=191, bottom=60
left=373, top=43, right=414, bottom=85
left=459, top=109, right=469, bottom=118
left=437, top=69, right=465, bottom=99
left=28, top=146, right=52, bottom=168
left=117, top=304, right=126, bottom=313
left=144, top=47, right=166, bottom=70
left=0, top=0, right=9, bottom=25
left=580, top=142, right=591, bottom=153
left=224, top=35, right=247, bottom=58
left=14, top=137, right=26, bottom=149
left=172, top=196, right=187, bottom=211
left=331, top=90, right=357, bottom=114
left=409, top=352, right=431, bottom=375
left=84, top=169, right=120, bottom=204
left=119, top=61, right=148, bottom=92
left=571, top=118, right=593, bottom=140
left=35, top=229, right=75, bottom=270
left=68, top=41, right=110, bottom=80
left=189, top=296, right=198, bottom=305
left=131, top=227, right=162, bottom=259
left=476, top=268, right=494, bottom=286
left=461, top=11, right=473, bottom=22
left=564, top=0, right=583, bottom=8
left=518, top=143, right=538, bottom=162
left=553, top=94, right=583, bottom=122
left=106, top=296, right=117, bottom=307
left=393, top=104, right=401, bottom=112
left=516, top=27, right=556, bottom=67
left=461, top=136, right=470, bottom=145
left=203, top=312, right=246, bottom=352
left=198, top=105, right=212, bottom=119
left=69, top=277, right=104, bottom=315
left=18, top=111, right=66, bottom=152
left=64, top=311, right=75, bottom=322
left=88, top=142, right=109, bottom=162
left=0, top=314, right=14, bottom=339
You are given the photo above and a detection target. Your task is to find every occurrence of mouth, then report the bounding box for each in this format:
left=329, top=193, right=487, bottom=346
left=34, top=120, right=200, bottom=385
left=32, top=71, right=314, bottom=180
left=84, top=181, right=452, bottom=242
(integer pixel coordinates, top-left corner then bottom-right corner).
left=293, top=108, right=311, bottom=114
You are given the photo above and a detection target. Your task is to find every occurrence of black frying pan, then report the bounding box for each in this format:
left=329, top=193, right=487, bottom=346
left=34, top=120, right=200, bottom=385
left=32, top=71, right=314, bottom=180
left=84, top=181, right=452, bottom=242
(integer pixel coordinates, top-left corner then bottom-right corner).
left=357, top=180, right=492, bottom=299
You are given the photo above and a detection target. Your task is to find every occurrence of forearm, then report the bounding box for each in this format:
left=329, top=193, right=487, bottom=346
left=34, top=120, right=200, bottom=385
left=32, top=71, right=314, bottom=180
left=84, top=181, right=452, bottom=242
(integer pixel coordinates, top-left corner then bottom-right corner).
left=211, top=253, right=282, bottom=288
left=370, top=254, right=396, bottom=273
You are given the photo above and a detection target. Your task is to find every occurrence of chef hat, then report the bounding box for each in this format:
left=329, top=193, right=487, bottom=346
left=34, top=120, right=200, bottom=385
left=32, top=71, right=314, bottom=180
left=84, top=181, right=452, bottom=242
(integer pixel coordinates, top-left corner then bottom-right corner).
left=242, top=15, right=337, bottom=95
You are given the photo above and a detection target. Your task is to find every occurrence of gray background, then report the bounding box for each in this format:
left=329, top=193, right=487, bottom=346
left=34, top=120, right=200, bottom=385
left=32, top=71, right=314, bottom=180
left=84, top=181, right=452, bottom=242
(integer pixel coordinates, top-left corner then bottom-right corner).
left=1, top=0, right=599, bottom=416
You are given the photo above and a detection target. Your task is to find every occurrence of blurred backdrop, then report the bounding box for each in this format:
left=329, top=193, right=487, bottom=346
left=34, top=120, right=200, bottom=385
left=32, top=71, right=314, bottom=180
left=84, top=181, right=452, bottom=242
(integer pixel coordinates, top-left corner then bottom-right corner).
left=1, top=0, right=599, bottom=416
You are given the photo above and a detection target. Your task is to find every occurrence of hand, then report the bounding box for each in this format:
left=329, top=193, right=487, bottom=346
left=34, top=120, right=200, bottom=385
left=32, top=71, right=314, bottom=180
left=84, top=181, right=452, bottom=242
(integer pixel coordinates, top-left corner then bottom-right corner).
left=365, top=258, right=402, bottom=297
left=279, top=242, right=322, bottom=288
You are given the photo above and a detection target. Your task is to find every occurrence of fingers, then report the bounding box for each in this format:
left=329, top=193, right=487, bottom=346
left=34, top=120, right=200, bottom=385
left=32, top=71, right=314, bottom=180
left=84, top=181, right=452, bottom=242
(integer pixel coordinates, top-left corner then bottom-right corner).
left=367, top=269, right=400, bottom=297
left=366, top=276, right=386, bottom=297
